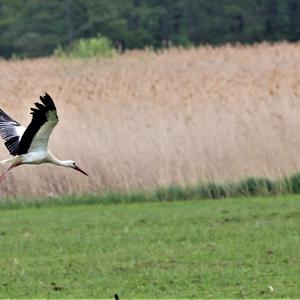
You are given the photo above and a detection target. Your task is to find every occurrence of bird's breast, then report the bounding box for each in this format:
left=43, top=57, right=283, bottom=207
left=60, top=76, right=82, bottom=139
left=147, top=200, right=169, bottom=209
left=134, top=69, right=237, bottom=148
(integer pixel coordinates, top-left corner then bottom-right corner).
left=20, top=151, right=49, bottom=164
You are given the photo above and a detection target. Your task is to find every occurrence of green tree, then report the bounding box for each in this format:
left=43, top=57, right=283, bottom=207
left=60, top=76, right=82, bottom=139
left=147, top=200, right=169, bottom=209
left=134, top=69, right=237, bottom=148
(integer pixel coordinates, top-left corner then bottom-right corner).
left=1, top=0, right=300, bottom=58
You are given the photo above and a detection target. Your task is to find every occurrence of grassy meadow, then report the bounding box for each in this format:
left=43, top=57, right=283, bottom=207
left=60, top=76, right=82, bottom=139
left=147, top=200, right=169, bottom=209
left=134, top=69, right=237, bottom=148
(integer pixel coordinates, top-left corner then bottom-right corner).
left=1, top=43, right=300, bottom=197
left=0, top=195, right=299, bottom=298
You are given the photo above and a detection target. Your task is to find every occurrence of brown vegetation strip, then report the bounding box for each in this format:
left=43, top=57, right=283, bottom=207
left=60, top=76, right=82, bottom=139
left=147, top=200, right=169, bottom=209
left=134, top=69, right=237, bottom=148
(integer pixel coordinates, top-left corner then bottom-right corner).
left=1, top=43, right=300, bottom=198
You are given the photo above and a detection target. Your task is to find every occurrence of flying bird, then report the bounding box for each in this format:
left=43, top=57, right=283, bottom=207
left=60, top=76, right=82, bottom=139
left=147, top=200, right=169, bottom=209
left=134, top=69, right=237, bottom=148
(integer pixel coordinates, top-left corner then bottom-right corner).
left=0, top=93, right=88, bottom=182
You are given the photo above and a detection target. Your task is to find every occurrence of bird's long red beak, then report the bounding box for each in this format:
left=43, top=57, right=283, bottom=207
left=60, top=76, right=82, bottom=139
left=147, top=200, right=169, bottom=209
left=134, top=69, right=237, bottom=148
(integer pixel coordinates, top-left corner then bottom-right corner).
left=74, top=165, right=88, bottom=176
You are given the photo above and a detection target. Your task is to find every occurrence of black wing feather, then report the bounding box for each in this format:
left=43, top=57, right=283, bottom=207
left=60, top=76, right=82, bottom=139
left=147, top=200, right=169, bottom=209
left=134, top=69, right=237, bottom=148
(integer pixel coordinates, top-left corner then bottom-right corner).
left=17, top=93, right=58, bottom=155
left=0, top=109, right=25, bottom=156
left=4, top=136, right=19, bottom=155
left=34, top=102, right=45, bottom=110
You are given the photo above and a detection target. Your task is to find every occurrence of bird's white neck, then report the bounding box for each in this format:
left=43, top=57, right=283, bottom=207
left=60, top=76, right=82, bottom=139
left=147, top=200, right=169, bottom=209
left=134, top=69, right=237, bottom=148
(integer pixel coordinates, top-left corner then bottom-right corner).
left=48, top=153, right=72, bottom=167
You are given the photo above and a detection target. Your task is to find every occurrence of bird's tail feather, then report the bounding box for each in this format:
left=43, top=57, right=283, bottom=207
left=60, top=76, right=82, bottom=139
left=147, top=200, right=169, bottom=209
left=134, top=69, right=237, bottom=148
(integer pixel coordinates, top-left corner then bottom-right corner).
left=0, top=158, right=14, bottom=164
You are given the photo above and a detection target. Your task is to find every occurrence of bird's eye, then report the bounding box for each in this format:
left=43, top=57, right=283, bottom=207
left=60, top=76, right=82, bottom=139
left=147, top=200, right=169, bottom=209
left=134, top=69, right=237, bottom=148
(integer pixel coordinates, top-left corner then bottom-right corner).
left=73, top=162, right=76, bottom=166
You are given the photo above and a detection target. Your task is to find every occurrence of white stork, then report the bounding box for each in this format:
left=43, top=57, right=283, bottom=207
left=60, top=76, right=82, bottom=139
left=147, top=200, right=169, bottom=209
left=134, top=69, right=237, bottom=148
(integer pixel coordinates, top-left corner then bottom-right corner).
left=0, top=93, right=88, bottom=182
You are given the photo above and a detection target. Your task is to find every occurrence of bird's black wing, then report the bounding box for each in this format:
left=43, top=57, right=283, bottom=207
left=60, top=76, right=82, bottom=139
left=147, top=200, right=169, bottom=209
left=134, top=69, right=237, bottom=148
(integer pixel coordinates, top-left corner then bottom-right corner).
left=0, top=109, right=26, bottom=156
left=17, top=93, right=59, bottom=155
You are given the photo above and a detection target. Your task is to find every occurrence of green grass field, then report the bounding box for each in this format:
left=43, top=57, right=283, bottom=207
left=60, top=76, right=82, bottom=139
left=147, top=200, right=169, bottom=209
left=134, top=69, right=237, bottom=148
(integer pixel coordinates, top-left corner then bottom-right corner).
left=0, top=195, right=299, bottom=298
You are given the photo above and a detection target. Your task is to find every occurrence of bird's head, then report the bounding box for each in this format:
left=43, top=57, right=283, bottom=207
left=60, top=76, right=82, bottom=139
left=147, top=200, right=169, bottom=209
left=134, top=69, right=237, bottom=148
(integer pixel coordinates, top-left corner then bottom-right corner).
left=66, top=160, right=88, bottom=176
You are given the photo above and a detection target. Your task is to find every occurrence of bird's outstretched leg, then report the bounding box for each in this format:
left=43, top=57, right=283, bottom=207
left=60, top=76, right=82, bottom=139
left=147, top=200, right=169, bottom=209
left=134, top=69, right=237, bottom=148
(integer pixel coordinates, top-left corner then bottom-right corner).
left=0, top=162, right=21, bottom=183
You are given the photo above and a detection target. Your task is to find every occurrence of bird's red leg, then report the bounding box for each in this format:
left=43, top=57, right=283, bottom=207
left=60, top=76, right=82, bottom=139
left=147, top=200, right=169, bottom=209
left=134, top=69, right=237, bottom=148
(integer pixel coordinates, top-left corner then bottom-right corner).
left=0, top=162, right=21, bottom=183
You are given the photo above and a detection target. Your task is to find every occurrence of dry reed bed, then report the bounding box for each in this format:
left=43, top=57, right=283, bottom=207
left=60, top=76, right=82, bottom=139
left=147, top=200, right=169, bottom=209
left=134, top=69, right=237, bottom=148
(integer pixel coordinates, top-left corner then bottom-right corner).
left=1, top=42, right=300, bottom=198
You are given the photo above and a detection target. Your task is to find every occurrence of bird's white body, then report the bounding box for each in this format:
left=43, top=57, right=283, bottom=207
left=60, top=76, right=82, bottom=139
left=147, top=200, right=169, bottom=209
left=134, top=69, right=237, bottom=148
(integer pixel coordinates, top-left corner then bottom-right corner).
left=18, top=151, right=62, bottom=165
left=0, top=93, right=88, bottom=181
left=20, top=151, right=74, bottom=167
left=0, top=151, right=75, bottom=173
left=20, top=151, right=49, bottom=164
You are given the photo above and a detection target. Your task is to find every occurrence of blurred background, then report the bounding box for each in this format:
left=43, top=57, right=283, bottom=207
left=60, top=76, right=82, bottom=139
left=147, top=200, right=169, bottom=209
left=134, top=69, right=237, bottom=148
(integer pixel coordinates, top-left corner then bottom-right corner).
left=1, top=0, right=300, bottom=58
left=1, top=0, right=300, bottom=198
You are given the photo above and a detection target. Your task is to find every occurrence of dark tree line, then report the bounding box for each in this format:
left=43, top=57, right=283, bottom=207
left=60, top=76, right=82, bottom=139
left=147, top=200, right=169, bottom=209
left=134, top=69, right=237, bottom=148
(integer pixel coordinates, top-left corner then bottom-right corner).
left=1, top=0, right=300, bottom=58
